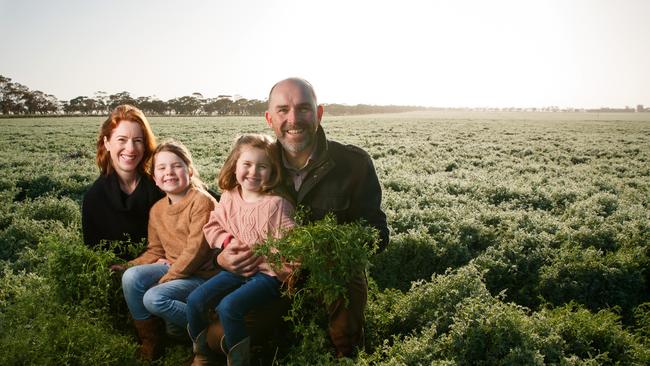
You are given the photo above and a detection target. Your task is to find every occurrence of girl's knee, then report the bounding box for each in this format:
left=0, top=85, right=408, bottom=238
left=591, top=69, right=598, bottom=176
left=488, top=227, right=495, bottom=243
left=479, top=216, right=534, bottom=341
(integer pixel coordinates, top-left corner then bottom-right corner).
left=121, top=266, right=140, bottom=289
left=142, top=288, right=165, bottom=314
left=186, top=291, right=205, bottom=314
left=216, top=296, right=237, bottom=319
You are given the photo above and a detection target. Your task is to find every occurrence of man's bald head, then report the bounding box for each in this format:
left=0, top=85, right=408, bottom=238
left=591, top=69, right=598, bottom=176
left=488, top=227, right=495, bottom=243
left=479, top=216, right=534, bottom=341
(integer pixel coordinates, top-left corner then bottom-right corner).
left=267, top=77, right=318, bottom=106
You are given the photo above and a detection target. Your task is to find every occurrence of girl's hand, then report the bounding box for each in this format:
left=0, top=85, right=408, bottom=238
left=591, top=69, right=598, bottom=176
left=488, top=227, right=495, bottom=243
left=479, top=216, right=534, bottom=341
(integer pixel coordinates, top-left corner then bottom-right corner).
left=158, top=272, right=173, bottom=284
left=217, top=239, right=263, bottom=277
left=109, top=264, right=127, bottom=273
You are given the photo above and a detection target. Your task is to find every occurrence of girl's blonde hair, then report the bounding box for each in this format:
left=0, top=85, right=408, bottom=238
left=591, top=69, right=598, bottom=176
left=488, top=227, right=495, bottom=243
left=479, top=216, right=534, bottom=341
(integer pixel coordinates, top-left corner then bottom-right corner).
left=218, top=134, right=282, bottom=193
left=151, top=139, right=207, bottom=191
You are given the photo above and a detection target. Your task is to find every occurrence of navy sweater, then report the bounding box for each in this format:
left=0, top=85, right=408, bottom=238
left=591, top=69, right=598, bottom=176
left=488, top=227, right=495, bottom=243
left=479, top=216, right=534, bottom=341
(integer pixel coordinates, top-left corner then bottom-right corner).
left=82, top=172, right=164, bottom=260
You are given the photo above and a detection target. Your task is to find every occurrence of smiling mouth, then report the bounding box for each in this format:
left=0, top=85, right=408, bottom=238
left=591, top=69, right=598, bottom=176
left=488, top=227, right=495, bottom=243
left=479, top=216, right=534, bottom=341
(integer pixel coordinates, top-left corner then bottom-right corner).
left=285, top=129, right=304, bottom=135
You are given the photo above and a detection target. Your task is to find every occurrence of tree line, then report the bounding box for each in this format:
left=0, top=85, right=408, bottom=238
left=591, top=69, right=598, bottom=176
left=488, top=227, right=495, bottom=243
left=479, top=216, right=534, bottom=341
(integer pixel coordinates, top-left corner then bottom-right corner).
left=0, top=75, right=429, bottom=117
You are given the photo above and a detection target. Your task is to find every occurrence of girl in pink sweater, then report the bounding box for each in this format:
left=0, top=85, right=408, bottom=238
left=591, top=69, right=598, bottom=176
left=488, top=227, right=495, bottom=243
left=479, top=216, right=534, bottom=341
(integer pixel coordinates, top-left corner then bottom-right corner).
left=186, top=134, right=295, bottom=363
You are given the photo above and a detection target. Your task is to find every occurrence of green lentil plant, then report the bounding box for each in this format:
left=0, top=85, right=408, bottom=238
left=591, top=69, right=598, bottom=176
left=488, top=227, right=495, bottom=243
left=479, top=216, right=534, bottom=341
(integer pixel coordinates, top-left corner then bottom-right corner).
left=431, top=297, right=548, bottom=366
left=365, top=264, right=492, bottom=349
left=539, top=303, right=650, bottom=365
left=0, top=218, right=71, bottom=261
left=254, top=213, right=379, bottom=364
left=371, top=230, right=472, bottom=291
left=538, top=244, right=647, bottom=321
left=0, top=264, right=138, bottom=366
left=633, top=302, right=650, bottom=343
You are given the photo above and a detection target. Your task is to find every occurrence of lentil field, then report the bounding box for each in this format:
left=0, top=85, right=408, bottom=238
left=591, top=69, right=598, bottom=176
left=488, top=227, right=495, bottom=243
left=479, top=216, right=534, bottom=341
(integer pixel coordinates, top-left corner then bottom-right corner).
left=1, top=111, right=649, bottom=365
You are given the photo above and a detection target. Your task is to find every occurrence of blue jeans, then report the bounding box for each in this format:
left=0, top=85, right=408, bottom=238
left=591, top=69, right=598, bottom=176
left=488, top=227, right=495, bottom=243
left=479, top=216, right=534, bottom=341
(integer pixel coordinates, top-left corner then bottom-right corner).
left=186, top=271, right=280, bottom=349
left=122, top=263, right=205, bottom=328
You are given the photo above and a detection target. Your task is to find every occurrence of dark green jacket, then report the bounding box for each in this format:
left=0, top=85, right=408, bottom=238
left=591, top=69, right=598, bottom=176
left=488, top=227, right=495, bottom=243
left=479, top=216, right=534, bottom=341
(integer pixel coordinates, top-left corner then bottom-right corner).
left=275, top=126, right=389, bottom=251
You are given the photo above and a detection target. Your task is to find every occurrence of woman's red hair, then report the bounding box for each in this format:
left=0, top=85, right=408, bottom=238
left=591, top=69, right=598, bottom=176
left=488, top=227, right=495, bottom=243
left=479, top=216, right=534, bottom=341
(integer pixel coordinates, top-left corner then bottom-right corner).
left=95, top=104, right=157, bottom=176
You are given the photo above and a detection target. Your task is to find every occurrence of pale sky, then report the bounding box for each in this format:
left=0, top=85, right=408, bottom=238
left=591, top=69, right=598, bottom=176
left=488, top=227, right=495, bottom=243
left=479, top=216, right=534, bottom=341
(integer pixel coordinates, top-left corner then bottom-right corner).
left=1, top=0, right=648, bottom=108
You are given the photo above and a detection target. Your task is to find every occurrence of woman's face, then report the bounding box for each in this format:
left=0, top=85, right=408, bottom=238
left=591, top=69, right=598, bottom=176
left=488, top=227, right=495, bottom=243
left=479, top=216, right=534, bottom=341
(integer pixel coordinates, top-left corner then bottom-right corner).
left=103, top=120, right=145, bottom=177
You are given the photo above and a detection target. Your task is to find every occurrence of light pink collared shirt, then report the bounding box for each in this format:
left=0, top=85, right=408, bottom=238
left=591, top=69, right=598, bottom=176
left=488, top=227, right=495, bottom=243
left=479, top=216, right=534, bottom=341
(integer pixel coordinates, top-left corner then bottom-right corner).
left=282, top=148, right=318, bottom=191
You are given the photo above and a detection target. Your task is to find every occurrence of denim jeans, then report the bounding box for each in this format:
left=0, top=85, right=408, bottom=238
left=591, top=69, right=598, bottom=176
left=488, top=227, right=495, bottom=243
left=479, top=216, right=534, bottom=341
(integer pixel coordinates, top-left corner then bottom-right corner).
left=122, top=263, right=205, bottom=327
left=186, top=271, right=280, bottom=349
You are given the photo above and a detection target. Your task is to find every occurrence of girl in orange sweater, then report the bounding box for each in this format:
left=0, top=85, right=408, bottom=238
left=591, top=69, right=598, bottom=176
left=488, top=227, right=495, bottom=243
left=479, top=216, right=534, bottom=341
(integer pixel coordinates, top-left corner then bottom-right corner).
left=121, top=139, right=217, bottom=361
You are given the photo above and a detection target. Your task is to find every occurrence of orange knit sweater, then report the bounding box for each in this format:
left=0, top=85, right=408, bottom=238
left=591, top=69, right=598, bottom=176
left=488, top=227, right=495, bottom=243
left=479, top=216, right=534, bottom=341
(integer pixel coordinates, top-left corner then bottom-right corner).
left=129, top=187, right=218, bottom=282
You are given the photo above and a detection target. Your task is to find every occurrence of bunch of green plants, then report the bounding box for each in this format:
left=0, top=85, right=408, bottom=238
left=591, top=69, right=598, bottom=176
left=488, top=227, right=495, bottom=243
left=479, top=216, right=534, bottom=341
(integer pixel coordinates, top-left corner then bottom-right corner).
left=0, top=194, right=82, bottom=262
left=370, top=230, right=472, bottom=291
left=538, top=244, right=647, bottom=321
left=0, top=239, right=140, bottom=365
left=253, top=212, right=379, bottom=363
left=538, top=302, right=650, bottom=364
left=364, top=264, right=492, bottom=350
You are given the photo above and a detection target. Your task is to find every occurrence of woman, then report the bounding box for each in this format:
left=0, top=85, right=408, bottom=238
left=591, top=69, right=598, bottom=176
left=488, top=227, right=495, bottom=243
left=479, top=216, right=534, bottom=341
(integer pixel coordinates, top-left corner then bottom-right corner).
left=82, top=104, right=164, bottom=260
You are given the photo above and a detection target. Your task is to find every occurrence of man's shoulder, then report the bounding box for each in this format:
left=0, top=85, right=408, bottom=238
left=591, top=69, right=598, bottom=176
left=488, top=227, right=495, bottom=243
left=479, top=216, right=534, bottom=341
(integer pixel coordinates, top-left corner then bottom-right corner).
left=327, top=139, right=369, bottom=156
left=327, top=139, right=371, bottom=162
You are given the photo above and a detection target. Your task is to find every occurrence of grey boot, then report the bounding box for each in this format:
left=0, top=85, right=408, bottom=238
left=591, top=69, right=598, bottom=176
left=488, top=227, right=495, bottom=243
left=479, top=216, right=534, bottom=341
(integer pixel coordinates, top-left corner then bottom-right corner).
left=224, top=336, right=250, bottom=366
left=189, top=326, right=219, bottom=366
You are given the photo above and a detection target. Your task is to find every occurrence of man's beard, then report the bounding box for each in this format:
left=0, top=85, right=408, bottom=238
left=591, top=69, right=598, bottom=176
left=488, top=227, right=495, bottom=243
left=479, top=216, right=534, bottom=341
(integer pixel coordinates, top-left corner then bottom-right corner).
left=279, top=125, right=317, bottom=153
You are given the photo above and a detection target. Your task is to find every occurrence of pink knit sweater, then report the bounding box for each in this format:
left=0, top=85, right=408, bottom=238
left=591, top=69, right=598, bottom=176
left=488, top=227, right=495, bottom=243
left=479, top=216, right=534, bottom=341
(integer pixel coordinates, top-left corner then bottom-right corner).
left=202, top=188, right=295, bottom=276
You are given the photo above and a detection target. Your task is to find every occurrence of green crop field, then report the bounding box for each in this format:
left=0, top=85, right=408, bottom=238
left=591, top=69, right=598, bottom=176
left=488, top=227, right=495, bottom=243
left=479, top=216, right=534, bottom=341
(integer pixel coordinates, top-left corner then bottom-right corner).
left=1, top=111, right=649, bottom=365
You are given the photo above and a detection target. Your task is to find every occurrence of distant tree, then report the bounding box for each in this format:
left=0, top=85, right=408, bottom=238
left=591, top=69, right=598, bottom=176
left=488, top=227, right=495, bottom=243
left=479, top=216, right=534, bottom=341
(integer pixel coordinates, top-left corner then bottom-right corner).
left=108, top=91, right=135, bottom=110
left=247, top=99, right=266, bottom=115
left=93, top=91, right=109, bottom=114
left=0, top=75, right=12, bottom=114
left=203, top=96, right=232, bottom=116
left=137, top=96, right=167, bottom=115
left=203, top=98, right=219, bottom=116
left=4, top=81, right=30, bottom=114
left=65, top=96, right=97, bottom=114
left=25, top=90, right=60, bottom=114
left=232, top=98, right=248, bottom=115
left=0, top=76, right=62, bottom=115
left=166, top=95, right=201, bottom=115
left=214, top=97, right=233, bottom=115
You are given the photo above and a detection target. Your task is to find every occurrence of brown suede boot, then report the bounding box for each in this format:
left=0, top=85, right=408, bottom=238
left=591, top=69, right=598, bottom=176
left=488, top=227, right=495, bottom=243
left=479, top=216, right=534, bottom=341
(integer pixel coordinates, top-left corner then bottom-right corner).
left=189, top=326, right=220, bottom=366
left=133, top=317, right=165, bottom=361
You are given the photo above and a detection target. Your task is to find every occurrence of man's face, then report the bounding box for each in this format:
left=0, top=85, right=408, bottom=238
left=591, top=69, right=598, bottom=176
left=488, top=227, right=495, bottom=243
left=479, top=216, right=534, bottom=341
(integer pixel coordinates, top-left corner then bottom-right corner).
left=265, top=80, right=323, bottom=154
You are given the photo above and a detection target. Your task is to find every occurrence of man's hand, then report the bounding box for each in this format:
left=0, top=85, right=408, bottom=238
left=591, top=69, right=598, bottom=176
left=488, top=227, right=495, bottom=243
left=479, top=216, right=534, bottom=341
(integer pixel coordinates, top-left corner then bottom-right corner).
left=216, top=239, right=263, bottom=277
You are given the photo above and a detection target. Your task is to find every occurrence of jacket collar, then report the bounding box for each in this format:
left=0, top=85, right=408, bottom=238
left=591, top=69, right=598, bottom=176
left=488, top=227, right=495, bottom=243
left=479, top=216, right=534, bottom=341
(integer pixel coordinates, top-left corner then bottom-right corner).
left=295, top=126, right=335, bottom=201
left=274, top=125, right=335, bottom=202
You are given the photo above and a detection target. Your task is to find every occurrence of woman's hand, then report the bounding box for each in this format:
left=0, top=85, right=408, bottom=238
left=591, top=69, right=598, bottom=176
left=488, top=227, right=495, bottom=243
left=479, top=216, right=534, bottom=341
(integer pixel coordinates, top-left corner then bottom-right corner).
left=216, top=239, right=262, bottom=277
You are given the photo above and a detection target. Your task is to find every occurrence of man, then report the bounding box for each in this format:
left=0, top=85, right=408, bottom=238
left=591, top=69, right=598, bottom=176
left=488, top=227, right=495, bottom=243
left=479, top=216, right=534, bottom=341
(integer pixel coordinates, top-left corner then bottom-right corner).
left=209, top=77, right=389, bottom=361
